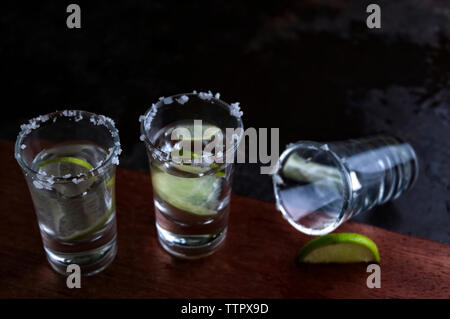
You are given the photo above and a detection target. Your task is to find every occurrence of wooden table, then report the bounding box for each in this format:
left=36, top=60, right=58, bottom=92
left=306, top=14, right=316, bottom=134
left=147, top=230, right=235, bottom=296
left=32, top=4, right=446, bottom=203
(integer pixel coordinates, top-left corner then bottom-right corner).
left=0, top=140, right=448, bottom=298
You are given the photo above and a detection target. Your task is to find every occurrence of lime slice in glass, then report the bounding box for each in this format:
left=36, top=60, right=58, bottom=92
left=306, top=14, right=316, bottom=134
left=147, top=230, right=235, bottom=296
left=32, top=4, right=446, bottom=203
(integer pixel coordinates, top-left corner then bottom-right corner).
left=151, top=167, right=221, bottom=216
left=282, top=153, right=341, bottom=184
left=58, top=197, right=114, bottom=242
left=37, top=156, right=95, bottom=197
left=171, top=123, right=222, bottom=174
left=175, top=164, right=211, bottom=175
left=38, top=156, right=94, bottom=170
left=38, top=156, right=115, bottom=242
left=58, top=175, right=115, bottom=242
left=174, top=123, right=222, bottom=142
left=298, top=233, right=380, bottom=263
left=171, top=150, right=210, bottom=174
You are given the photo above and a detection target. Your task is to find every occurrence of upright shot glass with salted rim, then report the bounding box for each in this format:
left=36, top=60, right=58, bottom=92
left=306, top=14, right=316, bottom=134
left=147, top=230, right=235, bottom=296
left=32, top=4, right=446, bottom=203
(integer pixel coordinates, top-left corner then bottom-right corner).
left=15, top=110, right=121, bottom=275
left=140, top=91, right=244, bottom=259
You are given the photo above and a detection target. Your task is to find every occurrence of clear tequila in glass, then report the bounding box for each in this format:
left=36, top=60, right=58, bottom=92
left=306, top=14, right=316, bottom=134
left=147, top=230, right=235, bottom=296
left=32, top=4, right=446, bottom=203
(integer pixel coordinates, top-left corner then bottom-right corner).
left=15, top=111, right=121, bottom=275
left=140, top=92, right=243, bottom=258
left=151, top=120, right=231, bottom=256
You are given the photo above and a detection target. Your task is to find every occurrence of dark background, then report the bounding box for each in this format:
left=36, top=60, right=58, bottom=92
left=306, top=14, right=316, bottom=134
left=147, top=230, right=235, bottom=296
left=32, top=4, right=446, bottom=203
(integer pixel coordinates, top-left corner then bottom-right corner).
left=1, top=1, right=449, bottom=243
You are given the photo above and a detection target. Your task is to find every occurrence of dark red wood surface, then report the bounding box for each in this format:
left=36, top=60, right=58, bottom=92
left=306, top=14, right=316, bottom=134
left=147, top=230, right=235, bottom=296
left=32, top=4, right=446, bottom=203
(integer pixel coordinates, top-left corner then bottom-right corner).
left=0, top=140, right=449, bottom=298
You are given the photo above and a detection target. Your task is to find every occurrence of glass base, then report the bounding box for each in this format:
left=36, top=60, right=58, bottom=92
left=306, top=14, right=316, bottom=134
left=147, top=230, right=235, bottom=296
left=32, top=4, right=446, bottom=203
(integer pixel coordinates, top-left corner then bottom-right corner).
left=44, top=237, right=117, bottom=276
left=156, top=224, right=227, bottom=259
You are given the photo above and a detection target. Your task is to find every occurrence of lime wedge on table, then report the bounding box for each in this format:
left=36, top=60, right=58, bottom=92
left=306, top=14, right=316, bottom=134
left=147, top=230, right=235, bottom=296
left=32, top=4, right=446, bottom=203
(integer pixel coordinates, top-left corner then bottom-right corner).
left=298, top=233, right=380, bottom=263
left=38, top=156, right=115, bottom=242
left=151, top=167, right=221, bottom=216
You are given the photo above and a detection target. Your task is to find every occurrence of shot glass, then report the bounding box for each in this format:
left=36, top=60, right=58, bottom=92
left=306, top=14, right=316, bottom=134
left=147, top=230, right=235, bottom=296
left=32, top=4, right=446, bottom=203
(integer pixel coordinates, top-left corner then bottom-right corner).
left=15, top=110, right=121, bottom=275
left=140, top=92, right=244, bottom=258
left=273, top=135, right=419, bottom=235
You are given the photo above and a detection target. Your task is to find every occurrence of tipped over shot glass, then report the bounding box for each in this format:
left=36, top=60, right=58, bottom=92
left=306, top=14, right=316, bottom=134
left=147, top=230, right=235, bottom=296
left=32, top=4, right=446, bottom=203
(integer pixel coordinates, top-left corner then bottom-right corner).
left=273, top=135, right=419, bottom=235
left=140, top=92, right=244, bottom=259
left=15, top=110, right=121, bottom=275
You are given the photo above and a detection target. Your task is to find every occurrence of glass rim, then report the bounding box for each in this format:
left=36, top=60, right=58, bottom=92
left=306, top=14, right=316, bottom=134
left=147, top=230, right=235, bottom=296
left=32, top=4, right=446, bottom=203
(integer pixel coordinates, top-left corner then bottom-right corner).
left=14, top=110, right=121, bottom=183
left=272, top=140, right=353, bottom=236
left=139, top=92, right=244, bottom=164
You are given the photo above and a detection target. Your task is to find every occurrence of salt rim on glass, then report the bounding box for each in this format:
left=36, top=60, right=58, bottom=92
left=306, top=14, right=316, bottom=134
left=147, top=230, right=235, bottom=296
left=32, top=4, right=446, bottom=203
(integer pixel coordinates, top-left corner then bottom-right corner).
left=138, top=90, right=243, bottom=162
left=15, top=110, right=122, bottom=187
